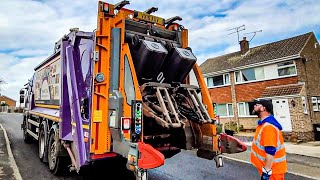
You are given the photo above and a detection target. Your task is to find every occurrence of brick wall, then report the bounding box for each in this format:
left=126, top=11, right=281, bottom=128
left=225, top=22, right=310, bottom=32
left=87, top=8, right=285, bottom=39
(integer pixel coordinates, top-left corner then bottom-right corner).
left=209, top=86, right=232, bottom=103
left=0, top=96, right=16, bottom=107
left=235, top=77, right=298, bottom=102
left=299, top=34, right=320, bottom=124
left=219, top=117, right=257, bottom=131
left=239, top=117, right=258, bottom=130
left=208, top=77, right=299, bottom=103
left=287, top=94, right=314, bottom=142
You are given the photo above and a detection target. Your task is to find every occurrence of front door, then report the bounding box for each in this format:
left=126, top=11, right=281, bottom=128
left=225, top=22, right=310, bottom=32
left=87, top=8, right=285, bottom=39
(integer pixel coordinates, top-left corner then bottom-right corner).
left=272, top=99, right=292, bottom=132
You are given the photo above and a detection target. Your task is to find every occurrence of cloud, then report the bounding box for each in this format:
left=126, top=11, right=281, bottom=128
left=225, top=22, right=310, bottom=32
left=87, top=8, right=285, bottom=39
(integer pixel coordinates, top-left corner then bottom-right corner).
left=0, top=0, right=319, bottom=104
left=0, top=53, right=45, bottom=104
left=9, top=49, right=50, bottom=57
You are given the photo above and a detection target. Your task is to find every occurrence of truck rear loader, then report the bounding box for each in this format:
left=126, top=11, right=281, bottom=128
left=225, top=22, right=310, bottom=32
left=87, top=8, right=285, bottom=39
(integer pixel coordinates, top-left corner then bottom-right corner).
left=20, top=1, right=247, bottom=179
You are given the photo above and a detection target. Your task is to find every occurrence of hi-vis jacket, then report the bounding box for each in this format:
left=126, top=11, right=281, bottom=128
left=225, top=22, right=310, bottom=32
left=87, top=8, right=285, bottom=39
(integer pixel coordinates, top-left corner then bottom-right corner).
left=250, top=122, right=288, bottom=174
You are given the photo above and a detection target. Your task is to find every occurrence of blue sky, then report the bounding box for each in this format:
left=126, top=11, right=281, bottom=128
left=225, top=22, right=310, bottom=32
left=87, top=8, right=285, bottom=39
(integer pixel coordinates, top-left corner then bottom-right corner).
left=0, top=0, right=319, bottom=104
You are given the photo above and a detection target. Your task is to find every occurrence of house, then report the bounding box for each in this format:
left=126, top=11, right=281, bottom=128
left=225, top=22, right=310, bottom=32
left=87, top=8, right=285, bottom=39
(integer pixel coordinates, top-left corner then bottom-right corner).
left=200, top=32, right=320, bottom=142
left=0, top=95, right=16, bottom=107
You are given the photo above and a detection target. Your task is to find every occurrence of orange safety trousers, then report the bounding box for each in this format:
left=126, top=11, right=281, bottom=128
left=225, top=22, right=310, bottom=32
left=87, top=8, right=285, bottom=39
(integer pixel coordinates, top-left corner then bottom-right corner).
left=258, top=170, right=285, bottom=180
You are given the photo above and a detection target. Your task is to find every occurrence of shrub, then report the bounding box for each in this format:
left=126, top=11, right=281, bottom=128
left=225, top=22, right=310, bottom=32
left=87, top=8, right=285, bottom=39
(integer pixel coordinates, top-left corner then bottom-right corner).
left=0, top=103, right=8, bottom=106
left=216, top=121, right=244, bottom=134
left=12, top=107, right=24, bottom=113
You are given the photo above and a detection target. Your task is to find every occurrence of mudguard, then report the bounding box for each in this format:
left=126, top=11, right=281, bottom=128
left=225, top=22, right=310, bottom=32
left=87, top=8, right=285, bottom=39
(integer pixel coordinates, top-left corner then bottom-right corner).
left=138, top=142, right=165, bottom=169
left=219, top=133, right=247, bottom=154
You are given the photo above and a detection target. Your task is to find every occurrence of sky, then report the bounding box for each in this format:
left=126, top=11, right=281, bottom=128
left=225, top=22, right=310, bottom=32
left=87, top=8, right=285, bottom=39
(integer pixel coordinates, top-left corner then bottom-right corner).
left=0, top=0, right=319, bottom=105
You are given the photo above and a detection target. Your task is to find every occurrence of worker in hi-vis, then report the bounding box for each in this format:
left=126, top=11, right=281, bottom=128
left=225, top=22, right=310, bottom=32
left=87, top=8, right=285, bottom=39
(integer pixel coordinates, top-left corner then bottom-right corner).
left=250, top=99, right=287, bottom=180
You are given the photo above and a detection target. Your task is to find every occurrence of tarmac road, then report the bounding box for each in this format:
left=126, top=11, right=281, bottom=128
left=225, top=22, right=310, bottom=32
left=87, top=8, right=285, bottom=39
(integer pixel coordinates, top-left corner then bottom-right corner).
left=0, top=113, right=314, bottom=180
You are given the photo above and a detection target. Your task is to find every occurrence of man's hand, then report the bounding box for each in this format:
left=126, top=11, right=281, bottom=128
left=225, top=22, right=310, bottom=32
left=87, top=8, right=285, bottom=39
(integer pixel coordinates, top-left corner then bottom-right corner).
left=261, top=167, right=272, bottom=180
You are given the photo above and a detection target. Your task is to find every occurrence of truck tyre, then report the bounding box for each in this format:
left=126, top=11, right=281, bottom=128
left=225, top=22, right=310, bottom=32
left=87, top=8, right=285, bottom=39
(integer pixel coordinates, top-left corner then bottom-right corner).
left=23, top=117, right=33, bottom=143
left=38, top=122, right=48, bottom=163
left=47, top=130, right=67, bottom=175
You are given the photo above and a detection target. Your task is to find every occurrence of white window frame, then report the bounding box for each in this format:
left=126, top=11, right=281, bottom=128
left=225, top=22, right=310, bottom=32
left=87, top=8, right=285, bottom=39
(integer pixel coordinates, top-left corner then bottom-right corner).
left=312, top=97, right=319, bottom=111
left=234, top=62, right=298, bottom=85
left=207, top=73, right=230, bottom=88
left=302, top=96, right=308, bottom=114
left=0, top=101, right=5, bottom=105
left=224, top=74, right=230, bottom=85
left=237, top=102, right=257, bottom=117
left=235, top=67, right=265, bottom=83
left=226, top=103, right=233, bottom=117
left=235, top=71, right=242, bottom=83
left=277, top=61, right=297, bottom=77
left=215, top=103, right=234, bottom=117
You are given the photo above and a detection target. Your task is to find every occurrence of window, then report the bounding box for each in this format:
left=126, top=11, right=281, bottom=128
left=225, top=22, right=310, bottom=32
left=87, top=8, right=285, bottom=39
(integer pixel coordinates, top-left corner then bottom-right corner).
left=207, top=73, right=230, bottom=87
left=277, top=61, right=296, bottom=76
left=235, top=67, right=265, bottom=83
left=242, top=68, right=255, bottom=81
left=235, top=71, right=241, bottom=82
left=124, top=55, right=135, bottom=105
left=238, top=102, right=256, bottom=116
left=302, top=96, right=308, bottom=114
left=312, top=97, right=319, bottom=111
left=0, top=101, right=5, bottom=105
left=215, top=103, right=233, bottom=117
left=224, top=74, right=230, bottom=84
left=234, top=62, right=298, bottom=84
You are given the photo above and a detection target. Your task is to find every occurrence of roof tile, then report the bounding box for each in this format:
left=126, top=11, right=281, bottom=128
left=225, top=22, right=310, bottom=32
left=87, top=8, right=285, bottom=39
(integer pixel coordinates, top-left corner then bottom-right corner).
left=200, top=32, right=313, bottom=74
left=261, top=84, right=303, bottom=97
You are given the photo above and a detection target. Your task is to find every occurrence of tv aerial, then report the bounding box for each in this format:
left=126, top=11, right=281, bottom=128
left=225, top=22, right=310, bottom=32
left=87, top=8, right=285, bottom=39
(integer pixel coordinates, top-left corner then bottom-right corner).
left=244, top=30, right=262, bottom=42
left=227, top=25, right=246, bottom=42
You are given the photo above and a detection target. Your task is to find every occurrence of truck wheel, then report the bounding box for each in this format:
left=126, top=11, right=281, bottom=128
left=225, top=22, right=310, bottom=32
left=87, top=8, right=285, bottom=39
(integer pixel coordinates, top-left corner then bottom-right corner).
left=47, top=131, right=66, bottom=175
left=23, top=117, right=33, bottom=143
left=38, top=123, right=48, bottom=162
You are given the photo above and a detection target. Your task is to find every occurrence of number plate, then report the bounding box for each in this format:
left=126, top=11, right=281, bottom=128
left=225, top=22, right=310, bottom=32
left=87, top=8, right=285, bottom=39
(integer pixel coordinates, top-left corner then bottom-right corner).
left=135, top=11, right=164, bottom=25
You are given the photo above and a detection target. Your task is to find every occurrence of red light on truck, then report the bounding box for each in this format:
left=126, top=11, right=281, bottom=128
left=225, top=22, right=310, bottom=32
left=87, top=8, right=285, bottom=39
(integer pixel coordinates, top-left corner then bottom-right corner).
left=122, top=117, right=131, bottom=131
left=103, top=3, right=109, bottom=13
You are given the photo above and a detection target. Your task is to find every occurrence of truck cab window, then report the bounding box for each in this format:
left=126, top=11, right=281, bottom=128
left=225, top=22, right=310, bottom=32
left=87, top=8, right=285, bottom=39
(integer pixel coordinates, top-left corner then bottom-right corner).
left=124, top=55, right=135, bottom=105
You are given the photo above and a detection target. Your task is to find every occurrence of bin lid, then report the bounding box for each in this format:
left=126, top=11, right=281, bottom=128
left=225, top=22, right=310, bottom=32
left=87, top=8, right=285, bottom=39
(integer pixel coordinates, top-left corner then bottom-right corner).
left=142, top=40, right=168, bottom=54
left=175, top=47, right=197, bottom=61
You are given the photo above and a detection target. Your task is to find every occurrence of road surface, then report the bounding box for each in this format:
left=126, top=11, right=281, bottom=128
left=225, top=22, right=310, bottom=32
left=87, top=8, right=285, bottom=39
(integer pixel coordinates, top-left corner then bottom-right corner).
left=0, top=113, right=312, bottom=180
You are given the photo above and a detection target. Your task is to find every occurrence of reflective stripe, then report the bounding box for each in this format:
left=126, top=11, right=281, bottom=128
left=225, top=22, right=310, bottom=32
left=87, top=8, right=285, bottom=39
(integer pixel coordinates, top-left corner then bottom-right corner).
left=274, top=155, right=286, bottom=163
left=251, top=150, right=287, bottom=163
left=251, top=122, right=286, bottom=163
left=251, top=150, right=266, bottom=161
left=253, top=141, right=265, bottom=151
left=253, top=123, right=284, bottom=152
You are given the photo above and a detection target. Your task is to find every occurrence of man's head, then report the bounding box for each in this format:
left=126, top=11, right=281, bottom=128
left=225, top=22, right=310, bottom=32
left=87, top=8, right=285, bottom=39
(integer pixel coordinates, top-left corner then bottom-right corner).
left=252, top=99, right=273, bottom=116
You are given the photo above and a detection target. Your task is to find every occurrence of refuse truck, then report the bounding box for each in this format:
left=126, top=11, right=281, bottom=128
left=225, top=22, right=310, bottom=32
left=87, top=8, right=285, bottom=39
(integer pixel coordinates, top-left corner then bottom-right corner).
left=19, top=1, right=247, bottom=179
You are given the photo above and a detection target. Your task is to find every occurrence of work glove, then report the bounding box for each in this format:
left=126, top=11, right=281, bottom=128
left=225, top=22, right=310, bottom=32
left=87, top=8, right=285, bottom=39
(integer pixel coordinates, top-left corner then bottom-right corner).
left=261, top=167, right=272, bottom=180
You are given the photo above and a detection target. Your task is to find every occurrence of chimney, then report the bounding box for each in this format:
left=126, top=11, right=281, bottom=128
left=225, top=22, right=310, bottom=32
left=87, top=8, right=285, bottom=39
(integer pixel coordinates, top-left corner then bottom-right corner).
left=239, top=37, right=249, bottom=53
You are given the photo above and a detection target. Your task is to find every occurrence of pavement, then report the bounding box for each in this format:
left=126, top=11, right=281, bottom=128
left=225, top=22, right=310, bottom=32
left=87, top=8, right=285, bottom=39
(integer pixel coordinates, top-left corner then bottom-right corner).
left=0, top=124, right=319, bottom=180
left=0, top=123, right=22, bottom=180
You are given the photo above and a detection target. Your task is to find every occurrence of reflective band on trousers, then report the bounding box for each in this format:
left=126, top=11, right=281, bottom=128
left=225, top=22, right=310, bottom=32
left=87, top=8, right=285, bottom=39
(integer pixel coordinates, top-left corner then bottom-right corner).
left=252, top=123, right=286, bottom=163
